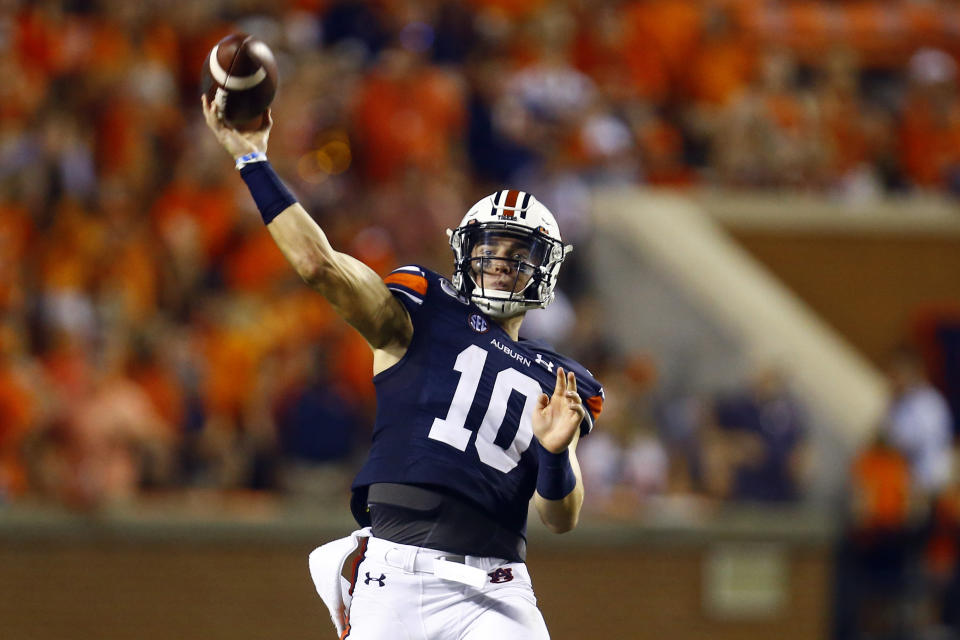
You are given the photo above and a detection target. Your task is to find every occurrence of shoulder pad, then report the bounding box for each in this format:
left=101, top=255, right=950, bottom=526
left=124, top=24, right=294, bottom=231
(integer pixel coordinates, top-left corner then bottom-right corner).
left=383, top=265, right=429, bottom=306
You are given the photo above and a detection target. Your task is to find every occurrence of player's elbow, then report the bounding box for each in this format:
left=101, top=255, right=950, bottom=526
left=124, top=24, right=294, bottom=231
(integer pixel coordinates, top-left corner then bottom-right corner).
left=544, top=515, right=579, bottom=535
left=295, top=253, right=332, bottom=288
left=536, top=489, right=583, bottom=534
left=540, top=508, right=580, bottom=534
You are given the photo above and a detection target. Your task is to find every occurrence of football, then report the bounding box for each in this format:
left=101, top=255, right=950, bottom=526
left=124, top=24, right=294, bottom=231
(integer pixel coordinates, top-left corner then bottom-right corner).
left=201, top=33, right=278, bottom=131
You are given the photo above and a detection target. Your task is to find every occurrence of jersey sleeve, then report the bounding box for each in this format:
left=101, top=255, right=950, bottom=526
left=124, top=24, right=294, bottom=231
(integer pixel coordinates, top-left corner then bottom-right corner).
left=525, top=340, right=604, bottom=437
left=552, top=354, right=603, bottom=436
left=383, top=265, right=430, bottom=317
left=576, top=370, right=604, bottom=437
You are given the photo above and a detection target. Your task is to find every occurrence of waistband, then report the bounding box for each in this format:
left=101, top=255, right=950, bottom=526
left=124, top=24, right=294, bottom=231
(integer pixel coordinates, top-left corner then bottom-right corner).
left=363, top=535, right=529, bottom=589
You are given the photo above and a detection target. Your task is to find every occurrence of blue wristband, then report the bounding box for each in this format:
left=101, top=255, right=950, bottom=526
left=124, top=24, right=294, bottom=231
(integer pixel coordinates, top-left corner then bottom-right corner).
left=239, top=160, right=297, bottom=225
left=536, top=444, right=576, bottom=500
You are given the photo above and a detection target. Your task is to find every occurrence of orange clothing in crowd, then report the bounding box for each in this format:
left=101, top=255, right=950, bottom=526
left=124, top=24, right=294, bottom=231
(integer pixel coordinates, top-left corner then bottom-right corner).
left=37, top=202, right=105, bottom=293
left=0, top=365, right=36, bottom=497
left=224, top=228, right=292, bottom=293
left=101, top=231, right=161, bottom=322
left=686, top=37, right=755, bottom=106
left=468, top=0, right=546, bottom=19
left=15, top=6, right=73, bottom=77
left=130, top=363, right=185, bottom=434
left=925, top=487, right=960, bottom=578
left=852, top=441, right=911, bottom=531
left=351, top=61, right=465, bottom=182
left=0, top=203, right=33, bottom=310
left=624, top=0, right=702, bottom=80
left=202, top=325, right=265, bottom=418
left=151, top=178, right=237, bottom=260
left=733, top=1, right=960, bottom=67
left=819, top=88, right=869, bottom=176
left=899, top=96, right=960, bottom=188
left=332, top=329, right=376, bottom=405
left=570, top=6, right=667, bottom=101
left=260, top=290, right=337, bottom=350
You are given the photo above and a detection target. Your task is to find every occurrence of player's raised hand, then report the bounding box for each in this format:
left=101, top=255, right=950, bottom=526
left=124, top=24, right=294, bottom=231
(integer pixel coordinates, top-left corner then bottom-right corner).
left=201, top=94, right=272, bottom=160
left=532, top=368, right=586, bottom=454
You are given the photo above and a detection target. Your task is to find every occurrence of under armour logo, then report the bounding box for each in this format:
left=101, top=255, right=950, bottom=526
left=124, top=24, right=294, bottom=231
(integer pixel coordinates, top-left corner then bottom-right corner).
left=488, top=568, right=514, bottom=584
left=364, top=572, right=386, bottom=587
left=535, top=354, right=554, bottom=373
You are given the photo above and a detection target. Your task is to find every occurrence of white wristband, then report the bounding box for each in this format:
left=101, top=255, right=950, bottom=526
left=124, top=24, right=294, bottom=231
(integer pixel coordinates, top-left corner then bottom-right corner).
left=235, top=151, right=267, bottom=170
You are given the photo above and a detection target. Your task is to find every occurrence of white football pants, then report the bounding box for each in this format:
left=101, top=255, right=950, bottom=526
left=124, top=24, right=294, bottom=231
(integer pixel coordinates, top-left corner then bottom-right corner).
left=311, top=533, right=550, bottom=640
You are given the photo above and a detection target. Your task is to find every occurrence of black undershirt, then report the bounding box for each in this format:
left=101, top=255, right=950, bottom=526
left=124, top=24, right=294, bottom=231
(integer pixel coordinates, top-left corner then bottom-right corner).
left=365, top=483, right=526, bottom=563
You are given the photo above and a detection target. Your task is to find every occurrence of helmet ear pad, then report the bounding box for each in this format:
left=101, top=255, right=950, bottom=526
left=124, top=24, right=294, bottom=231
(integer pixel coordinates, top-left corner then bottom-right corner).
left=448, top=191, right=569, bottom=319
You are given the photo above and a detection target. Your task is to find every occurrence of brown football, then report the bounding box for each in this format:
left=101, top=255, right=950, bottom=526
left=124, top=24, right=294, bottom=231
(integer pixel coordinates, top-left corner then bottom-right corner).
left=200, top=33, right=278, bottom=131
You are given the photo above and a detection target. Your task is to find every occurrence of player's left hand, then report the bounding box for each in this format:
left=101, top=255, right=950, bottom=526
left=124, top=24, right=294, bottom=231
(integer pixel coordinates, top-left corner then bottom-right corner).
left=533, top=368, right=586, bottom=454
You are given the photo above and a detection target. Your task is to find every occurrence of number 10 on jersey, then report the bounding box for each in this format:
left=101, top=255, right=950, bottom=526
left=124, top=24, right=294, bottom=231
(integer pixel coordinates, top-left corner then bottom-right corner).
left=428, top=345, right=543, bottom=473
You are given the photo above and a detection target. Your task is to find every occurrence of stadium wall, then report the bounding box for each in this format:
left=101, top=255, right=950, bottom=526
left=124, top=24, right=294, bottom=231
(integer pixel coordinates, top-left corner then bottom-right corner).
left=0, top=507, right=832, bottom=640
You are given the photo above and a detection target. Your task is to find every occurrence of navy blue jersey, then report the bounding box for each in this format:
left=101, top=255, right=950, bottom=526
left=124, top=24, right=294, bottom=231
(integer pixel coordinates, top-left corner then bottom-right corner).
left=351, top=265, right=604, bottom=537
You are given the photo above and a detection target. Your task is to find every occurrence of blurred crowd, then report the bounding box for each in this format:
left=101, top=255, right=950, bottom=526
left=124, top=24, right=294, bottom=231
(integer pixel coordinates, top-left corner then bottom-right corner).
left=1, top=0, right=960, bottom=524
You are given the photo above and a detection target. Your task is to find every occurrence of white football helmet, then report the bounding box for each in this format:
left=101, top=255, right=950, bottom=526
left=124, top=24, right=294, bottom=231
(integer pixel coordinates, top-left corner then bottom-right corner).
left=448, top=190, right=571, bottom=319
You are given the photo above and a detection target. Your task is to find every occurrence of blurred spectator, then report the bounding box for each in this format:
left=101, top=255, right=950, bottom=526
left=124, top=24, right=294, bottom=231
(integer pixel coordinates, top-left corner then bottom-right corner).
left=713, top=47, right=824, bottom=189
left=655, top=390, right=709, bottom=497
left=899, top=48, right=960, bottom=195
left=350, top=45, right=465, bottom=182
left=712, top=366, right=810, bottom=503
left=28, top=335, right=174, bottom=510
left=321, top=0, right=390, bottom=64
left=883, top=345, right=954, bottom=495
left=273, top=346, right=365, bottom=501
left=833, top=344, right=957, bottom=639
left=833, top=430, right=918, bottom=640
left=920, top=472, right=960, bottom=637
left=0, top=330, right=42, bottom=502
left=578, top=359, right=667, bottom=517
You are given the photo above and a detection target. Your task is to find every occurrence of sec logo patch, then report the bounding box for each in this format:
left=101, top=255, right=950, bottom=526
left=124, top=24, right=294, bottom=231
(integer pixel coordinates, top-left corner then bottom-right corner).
left=468, top=313, right=488, bottom=333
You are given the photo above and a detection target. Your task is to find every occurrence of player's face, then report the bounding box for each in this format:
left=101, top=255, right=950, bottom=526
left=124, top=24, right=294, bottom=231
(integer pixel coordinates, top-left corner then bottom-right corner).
left=469, top=233, right=539, bottom=293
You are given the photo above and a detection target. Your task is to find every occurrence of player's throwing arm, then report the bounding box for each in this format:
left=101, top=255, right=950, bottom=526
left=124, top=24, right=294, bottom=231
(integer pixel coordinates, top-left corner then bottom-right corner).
left=200, top=96, right=412, bottom=373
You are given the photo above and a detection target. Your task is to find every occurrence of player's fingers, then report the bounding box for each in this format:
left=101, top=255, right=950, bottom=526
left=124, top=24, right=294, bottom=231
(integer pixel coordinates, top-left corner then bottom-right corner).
left=567, top=371, right=577, bottom=395
left=568, top=400, right=586, bottom=420
left=554, top=367, right=565, bottom=397
left=536, top=393, right=550, bottom=410
left=201, top=96, right=219, bottom=129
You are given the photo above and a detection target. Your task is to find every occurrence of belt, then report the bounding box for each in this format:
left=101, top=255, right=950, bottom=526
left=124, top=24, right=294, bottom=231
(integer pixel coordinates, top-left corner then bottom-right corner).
left=365, top=536, right=490, bottom=588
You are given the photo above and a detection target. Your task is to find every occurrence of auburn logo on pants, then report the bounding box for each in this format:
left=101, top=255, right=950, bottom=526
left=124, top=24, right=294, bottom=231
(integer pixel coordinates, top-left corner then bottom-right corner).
left=487, top=568, right=514, bottom=584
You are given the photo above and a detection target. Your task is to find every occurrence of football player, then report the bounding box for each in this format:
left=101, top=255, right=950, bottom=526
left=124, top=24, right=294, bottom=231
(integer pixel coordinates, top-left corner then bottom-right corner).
left=202, top=98, right=603, bottom=640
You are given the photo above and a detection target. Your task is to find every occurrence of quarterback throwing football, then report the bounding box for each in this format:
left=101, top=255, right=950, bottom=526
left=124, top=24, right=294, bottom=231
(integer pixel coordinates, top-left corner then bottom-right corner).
left=202, top=97, right=603, bottom=640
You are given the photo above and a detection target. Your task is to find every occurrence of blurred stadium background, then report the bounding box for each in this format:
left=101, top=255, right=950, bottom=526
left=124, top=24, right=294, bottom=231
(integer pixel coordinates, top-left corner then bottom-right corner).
left=3, top=0, right=960, bottom=638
